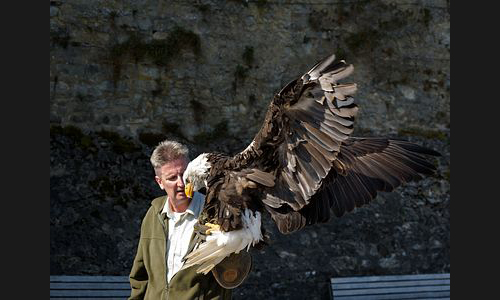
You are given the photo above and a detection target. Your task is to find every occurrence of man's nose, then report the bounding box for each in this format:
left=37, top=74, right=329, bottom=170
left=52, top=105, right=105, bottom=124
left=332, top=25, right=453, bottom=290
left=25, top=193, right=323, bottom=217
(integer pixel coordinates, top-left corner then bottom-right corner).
left=176, top=176, right=185, bottom=187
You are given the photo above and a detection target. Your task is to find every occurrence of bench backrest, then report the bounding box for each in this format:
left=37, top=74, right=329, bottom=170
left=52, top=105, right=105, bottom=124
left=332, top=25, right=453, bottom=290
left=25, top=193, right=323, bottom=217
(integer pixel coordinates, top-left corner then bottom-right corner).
left=331, top=273, right=450, bottom=299
left=50, top=275, right=130, bottom=299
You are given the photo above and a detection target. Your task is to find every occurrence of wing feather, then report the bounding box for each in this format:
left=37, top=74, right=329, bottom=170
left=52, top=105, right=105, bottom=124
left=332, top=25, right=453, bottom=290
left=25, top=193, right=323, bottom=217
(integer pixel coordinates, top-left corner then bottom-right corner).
left=245, top=169, right=275, bottom=187
left=263, top=137, right=439, bottom=232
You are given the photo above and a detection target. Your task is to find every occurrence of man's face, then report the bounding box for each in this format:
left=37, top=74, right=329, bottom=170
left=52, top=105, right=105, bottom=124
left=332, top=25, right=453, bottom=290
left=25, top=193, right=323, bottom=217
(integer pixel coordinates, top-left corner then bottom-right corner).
left=155, top=158, right=189, bottom=212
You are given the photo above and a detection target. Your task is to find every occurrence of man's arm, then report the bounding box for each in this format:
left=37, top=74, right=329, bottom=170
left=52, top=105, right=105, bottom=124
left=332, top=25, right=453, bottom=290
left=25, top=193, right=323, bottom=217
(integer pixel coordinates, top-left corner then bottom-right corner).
left=129, top=238, right=148, bottom=299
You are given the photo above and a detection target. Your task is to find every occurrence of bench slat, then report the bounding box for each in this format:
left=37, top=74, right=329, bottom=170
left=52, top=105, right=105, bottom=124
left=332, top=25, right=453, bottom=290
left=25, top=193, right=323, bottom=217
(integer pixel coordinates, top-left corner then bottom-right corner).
left=50, top=296, right=128, bottom=300
left=50, top=283, right=131, bottom=290
left=50, top=276, right=129, bottom=283
left=334, top=279, right=450, bottom=290
left=50, top=290, right=131, bottom=297
left=333, top=291, right=450, bottom=300
left=332, top=273, right=449, bottom=284
left=334, top=284, right=450, bottom=296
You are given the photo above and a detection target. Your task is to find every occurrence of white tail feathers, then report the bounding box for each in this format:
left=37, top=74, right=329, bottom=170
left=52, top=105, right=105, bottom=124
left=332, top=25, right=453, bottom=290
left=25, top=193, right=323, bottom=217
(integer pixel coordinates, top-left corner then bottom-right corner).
left=181, top=209, right=263, bottom=274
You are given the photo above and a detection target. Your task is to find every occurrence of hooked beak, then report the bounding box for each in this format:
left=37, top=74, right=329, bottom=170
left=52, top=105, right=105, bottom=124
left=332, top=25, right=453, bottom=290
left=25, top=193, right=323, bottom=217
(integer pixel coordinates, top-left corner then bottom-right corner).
left=185, top=182, right=194, bottom=199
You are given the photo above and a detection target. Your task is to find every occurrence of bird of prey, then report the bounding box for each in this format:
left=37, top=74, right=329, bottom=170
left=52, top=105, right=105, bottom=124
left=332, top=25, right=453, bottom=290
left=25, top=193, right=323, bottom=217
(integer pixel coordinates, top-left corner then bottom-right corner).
left=180, top=53, right=440, bottom=278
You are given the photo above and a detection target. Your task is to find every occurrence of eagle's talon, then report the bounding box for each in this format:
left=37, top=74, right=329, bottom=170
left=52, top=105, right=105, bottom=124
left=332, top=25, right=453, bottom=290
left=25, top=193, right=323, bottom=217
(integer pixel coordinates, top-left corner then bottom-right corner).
left=204, top=222, right=221, bottom=235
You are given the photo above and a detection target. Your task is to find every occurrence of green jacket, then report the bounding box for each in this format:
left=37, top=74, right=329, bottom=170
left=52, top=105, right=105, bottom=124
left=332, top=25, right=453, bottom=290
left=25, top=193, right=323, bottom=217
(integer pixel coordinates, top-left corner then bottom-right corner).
left=129, top=195, right=232, bottom=300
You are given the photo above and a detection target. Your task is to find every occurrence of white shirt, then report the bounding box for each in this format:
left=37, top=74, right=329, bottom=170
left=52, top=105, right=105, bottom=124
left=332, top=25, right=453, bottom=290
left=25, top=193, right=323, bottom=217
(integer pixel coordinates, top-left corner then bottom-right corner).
left=161, top=192, right=205, bottom=283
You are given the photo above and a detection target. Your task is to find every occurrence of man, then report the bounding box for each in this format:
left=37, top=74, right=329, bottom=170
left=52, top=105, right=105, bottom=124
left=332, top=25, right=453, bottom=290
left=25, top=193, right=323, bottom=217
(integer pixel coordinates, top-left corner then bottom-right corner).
left=129, top=140, right=232, bottom=299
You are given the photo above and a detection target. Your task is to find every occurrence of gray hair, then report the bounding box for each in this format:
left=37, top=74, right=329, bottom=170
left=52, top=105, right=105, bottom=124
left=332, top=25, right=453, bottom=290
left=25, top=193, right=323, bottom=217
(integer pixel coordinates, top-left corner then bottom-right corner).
left=150, top=140, right=189, bottom=175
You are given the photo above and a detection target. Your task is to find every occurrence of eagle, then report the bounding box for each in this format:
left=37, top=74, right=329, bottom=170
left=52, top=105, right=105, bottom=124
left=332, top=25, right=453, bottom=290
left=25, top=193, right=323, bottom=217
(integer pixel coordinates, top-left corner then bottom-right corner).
left=180, top=53, right=440, bottom=276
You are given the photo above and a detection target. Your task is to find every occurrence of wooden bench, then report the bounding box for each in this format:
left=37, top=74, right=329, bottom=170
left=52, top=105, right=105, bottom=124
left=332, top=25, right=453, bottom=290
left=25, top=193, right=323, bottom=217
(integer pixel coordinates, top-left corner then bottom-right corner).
left=51, top=273, right=450, bottom=299
left=50, top=275, right=130, bottom=299
left=331, top=273, right=450, bottom=300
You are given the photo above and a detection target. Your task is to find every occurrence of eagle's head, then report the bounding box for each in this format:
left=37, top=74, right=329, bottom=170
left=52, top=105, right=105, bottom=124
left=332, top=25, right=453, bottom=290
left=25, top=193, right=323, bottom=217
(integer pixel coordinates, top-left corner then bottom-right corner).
left=183, top=153, right=211, bottom=198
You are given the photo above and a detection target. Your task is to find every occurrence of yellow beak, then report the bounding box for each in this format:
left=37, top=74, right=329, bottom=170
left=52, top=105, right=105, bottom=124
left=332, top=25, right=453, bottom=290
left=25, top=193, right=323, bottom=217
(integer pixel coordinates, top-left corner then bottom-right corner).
left=185, top=182, right=194, bottom=198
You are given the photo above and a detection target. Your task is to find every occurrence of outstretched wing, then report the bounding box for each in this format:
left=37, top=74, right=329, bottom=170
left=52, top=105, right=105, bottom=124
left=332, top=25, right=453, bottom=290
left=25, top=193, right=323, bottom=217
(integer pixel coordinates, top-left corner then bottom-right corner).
left=223, top=54, right=439, bottom=234
left=266, top=138, right=440, bottom=233
left=232, top=53, right=358, bottom=210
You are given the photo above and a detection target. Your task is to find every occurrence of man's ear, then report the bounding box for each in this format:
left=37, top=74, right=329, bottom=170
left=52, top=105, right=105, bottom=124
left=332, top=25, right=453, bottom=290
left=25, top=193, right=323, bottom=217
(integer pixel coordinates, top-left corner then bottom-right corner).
left=155, top=176, right=164, bottom=190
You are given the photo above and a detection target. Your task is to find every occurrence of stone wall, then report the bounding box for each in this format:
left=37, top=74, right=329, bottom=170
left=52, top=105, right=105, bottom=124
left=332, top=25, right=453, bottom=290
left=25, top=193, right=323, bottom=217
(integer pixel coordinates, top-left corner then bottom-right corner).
left=50, top=0, right=450, bottom=299
left=50, top=0, right=449, bottom=143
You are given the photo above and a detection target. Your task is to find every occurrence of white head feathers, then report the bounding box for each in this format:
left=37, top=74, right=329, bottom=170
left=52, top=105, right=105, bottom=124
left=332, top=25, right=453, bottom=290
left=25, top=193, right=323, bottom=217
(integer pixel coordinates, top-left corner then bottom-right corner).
left=183, top=153, right=211, bottom=191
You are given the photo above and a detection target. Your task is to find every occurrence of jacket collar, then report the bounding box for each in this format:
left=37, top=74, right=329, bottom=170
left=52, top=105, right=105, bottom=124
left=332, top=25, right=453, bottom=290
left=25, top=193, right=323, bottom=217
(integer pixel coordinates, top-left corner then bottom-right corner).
left=151, top=195, right=168, bottom=214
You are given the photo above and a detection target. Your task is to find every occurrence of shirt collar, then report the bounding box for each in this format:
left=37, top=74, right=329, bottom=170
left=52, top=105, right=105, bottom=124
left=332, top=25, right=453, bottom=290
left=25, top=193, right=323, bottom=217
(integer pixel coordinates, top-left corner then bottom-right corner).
left=161, top=191, right=204, bottom=220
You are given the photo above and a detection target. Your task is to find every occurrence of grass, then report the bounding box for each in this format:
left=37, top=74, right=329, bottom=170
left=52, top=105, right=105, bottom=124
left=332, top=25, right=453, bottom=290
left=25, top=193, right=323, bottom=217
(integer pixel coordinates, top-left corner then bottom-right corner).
left=50, top=124, right=95, bottom=151
left=345, top=29, right=382, bottom=53
left=51, top=30, right=70, bottom=49
left=109, top=26, right=201, bottom=87
left=193, top=121, right=228, bottom=145
left=97, top=129, right=139, bottom=153
left=138, top=132, right=167, bottom=147
left=235, top=64, right=248, bottom=80
left=242, top=46, right=254, bottom=67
